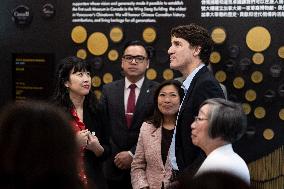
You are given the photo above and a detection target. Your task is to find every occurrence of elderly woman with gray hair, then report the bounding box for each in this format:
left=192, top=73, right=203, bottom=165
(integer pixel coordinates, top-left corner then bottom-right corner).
left=190, top=98, right=250, bottom=184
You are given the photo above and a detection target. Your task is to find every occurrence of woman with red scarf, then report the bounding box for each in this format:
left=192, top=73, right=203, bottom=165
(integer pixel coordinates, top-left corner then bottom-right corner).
left=52, top=56, right=110, bottom=189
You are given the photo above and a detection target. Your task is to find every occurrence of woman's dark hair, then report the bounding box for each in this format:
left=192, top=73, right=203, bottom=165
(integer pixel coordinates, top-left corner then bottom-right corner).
left=170, top=23, right=213, bottom=66
left=200, top=98, right=247, bottom=143
left=147, top=80, right=184, bottom=128
left=51, top=56, right=97, bottom=113
left=0, top=101, right=83, bottom=189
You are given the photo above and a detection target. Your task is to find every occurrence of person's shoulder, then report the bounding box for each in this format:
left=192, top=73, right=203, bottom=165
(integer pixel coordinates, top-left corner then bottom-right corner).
left=141, top=121, right=156, bottom=132
left=197, top=69, right=219, bottom=85
left=144, top=79, right=159, bottom=86
left=103, top=79, right=123, bottom=89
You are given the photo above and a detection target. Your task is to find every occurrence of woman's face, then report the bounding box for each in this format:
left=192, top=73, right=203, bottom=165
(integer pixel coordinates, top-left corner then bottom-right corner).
left=157, top=84, right=180, bottom=117
left=191, top=104, right=210, bottom=150
left=64, top=68, right=91, bottom=97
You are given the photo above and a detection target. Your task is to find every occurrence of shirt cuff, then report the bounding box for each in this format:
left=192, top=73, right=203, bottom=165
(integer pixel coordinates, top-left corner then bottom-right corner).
left=128, top=151, right=134, bottom=158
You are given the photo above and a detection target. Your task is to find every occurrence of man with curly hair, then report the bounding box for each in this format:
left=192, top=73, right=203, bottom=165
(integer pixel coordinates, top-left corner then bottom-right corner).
left=168, top=23, right=225, bottom=180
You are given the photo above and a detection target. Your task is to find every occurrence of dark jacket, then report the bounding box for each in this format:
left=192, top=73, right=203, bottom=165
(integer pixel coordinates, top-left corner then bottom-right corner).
left=175, top=66, right=225, bottom=174
left=99, top=78, right=159, bottom=181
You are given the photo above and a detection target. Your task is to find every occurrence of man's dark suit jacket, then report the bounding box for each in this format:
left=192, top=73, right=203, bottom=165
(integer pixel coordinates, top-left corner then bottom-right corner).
left=175, top=66, right=225, bottom=175
left=99, top=78, right=159, bottom=181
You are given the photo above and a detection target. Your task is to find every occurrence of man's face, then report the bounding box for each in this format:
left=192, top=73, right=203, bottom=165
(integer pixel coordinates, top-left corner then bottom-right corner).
left=121, top=45, right=149, bottom=82
left=168, top=36, right=199, bottom=72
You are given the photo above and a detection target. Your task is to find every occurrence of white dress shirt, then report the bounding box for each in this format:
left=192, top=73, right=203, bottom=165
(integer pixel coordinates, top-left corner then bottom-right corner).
left=195, top=144, right=250, bottom=184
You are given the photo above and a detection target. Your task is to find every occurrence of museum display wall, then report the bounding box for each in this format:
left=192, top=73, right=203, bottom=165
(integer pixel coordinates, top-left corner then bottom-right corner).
left=1, top=1, right=284, bottom=188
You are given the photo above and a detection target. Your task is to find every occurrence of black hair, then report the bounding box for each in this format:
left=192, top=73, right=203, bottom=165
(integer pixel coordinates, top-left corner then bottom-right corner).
left=51, top=56, right=97, bottom=114
left=171, top=23, right=213, bottom=65
left=0, top=101, right=83, bottom=189
left=123, top=40, right=151, bottom=59
left=146, top=79, right=184, bottom=128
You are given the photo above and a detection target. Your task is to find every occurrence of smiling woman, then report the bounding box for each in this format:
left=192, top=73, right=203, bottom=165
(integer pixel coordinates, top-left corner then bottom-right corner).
left=51, top=56, right=110, bottom=189
left=131, top=80, right=184, bottom=189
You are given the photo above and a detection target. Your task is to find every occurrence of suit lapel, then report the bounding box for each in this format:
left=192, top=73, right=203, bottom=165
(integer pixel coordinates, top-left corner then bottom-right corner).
left=150, top=127, right=164, bottom=167
left=132, top=79, right=151, bottom=122
left=115, top=80, right=127, bottom=123
left=179, top=67, right=208, bottom=114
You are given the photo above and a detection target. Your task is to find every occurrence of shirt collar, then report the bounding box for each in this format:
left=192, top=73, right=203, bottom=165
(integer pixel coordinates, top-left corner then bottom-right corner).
left=125, top=77, right=144, bottom=89
left=182, top=64, right=205, bottom=92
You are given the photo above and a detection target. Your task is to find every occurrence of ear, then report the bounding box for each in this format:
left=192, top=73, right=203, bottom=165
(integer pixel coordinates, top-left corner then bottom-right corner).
left=146, top=59, right=149, bottom=69
left=121, top=61, right=124, bottom=70
left=64, top=81, right=69, bottom=88
left=193, top=46, right=202, bottom=57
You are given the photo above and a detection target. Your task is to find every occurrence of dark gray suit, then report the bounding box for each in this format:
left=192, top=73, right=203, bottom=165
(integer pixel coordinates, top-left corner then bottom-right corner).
left=175, top=66, right=225, bottom=175
left=99, top=78, right=159, bottom=186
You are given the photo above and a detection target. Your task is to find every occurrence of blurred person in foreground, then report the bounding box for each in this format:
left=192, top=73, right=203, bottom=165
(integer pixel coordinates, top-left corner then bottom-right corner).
left=178, top=171, right=251, bottom=189
left=131, top=80, right=184, bottom=189
left=0, top=101, right=84, bottom=189
left=190, top=98, right=250, bottom=184
left=52, top=56, right=110, bottom=189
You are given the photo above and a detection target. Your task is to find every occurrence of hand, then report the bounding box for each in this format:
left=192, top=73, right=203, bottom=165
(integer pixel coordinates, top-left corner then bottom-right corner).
left=114, top=151, right=133, bottom=170
left=76, top=129, right=89, bottom=148
left=85, top=133, right=104, bottom=156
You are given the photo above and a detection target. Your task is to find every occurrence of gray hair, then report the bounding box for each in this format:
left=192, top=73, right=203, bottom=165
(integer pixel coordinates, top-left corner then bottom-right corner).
left=200, top=98, right=247, bottom=143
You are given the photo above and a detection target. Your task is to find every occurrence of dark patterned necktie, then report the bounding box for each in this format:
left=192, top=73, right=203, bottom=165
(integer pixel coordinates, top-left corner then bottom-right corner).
left=126, top=84, right=136, bottom=128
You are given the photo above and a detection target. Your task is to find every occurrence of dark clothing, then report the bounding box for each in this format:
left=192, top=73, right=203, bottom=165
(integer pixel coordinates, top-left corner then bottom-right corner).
left=82, top=102, right=110, bottom=189
left=175, top=66, right=225, bottom=174
left=99, top=78, right=159, bottom=189
left=162, top=127, right=174, bottom=165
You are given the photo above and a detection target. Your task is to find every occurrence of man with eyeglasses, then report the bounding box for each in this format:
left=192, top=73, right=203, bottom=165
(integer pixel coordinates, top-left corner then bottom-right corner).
left=99, top=40, right=159, bottom=189
left=167, top=23, right=225, bottom=183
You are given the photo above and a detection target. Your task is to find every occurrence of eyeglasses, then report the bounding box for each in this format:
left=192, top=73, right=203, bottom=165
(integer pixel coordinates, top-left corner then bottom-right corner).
left=194, top=116, right=208, bottom=122
left=122, top=55, right=147, bottom=64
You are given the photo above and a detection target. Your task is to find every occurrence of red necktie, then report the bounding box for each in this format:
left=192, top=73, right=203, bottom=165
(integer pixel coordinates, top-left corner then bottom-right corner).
left=126, top=84, right=136, bottom=128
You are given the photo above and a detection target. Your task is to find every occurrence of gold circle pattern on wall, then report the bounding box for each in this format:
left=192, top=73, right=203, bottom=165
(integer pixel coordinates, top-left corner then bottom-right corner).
left=211, top=27, right=226, bottom=44
left=251, top=71, right=263, bottom=84
left=87, top=32, right=108, bottom=56
left=233, top=77, right=245, bottom=89
left=142, top=27, right=157, bottom=43
left=108, top=49, right=119, bottom=61
left=103, top=73, right=113, bottom=84
left=246, top=26, right=271, bottom=52
left=163, top=69, right=174, bottom=80
left=279, top=109, right=284, bottom=120
left=242, top=103, right=251, bottom=115
left=146, top=68, right=157, bottom=80
left=252, top=52, right=264, bottom=65
left=71, top=25, right=87, bottom=44
left=94, top=90, right=102, bottom=100
left=210, top=51, right=221, bottom=64
left=254, top=106, right=266, bottom=119
left=76, top=49, right=87, bottom=60
left=215, top=70, right=226, bottom=83
left=278, top=46, right=284, bottom=58
left=109, top=27, right=123, bottom=43
left=245, top=89, right=257, bottom=102
left=263, top=128, right=274, bottom=140
left=91, top=76, right=101, bottom=88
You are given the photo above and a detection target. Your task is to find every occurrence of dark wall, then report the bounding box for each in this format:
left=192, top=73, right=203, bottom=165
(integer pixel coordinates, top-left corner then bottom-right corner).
left=1, top=0, right=284, bottom=164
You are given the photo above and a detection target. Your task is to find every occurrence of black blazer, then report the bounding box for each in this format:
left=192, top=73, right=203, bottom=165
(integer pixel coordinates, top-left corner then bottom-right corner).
left=83, top=102, right=110, bottom=189
left=175, top=66, right=225, bottom=174
left=99, top=78, right=159, bottom=180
